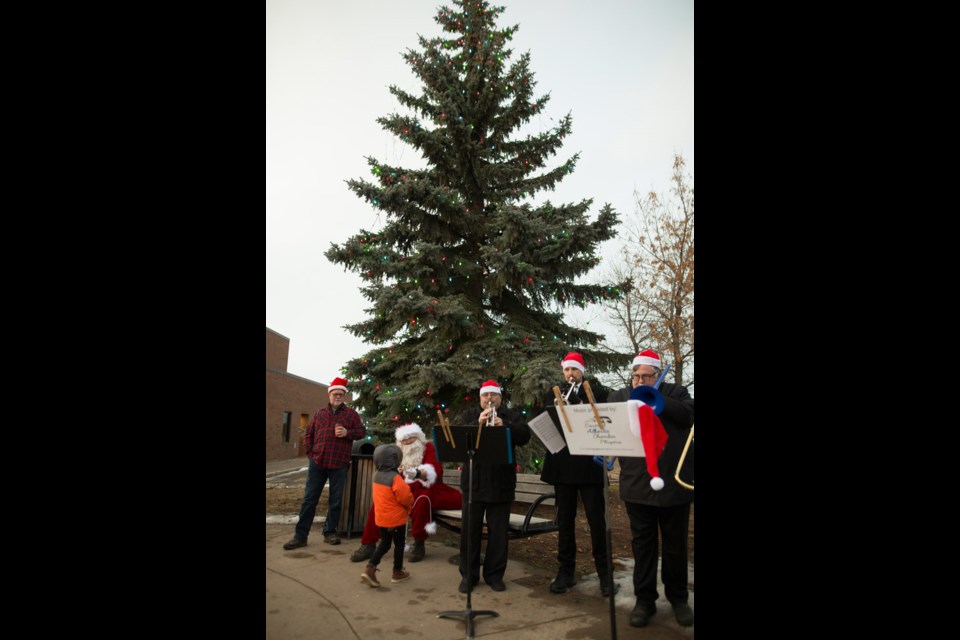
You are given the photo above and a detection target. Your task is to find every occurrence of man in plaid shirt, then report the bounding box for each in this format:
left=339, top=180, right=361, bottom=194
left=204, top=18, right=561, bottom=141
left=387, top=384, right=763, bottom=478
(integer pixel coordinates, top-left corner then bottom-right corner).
left=284, top=376, right=366, bottom=549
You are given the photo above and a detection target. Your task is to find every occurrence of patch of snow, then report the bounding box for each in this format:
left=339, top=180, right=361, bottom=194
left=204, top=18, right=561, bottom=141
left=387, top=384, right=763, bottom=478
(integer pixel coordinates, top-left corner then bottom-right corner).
left=266, top=515, right=325, bottom=525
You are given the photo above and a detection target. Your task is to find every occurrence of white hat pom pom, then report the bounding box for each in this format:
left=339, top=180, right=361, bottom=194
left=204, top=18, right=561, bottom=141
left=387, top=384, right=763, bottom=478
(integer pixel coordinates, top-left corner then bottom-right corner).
left=650, top=476, right=665, bottom=491
left=425, top=521, right=437, bottom=536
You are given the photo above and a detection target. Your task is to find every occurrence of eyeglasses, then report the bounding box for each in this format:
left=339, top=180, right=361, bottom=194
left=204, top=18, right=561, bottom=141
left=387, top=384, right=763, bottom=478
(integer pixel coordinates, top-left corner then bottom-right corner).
left=631, top=373, right=658, bottom=382
left=329, top=392, right=346, bottom=398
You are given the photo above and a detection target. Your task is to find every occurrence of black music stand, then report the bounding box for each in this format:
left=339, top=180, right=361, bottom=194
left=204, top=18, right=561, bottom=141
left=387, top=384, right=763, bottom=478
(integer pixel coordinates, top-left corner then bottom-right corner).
left=433, top=425, right=513, bottom=639
left=545, top=405, right=618, bottom=640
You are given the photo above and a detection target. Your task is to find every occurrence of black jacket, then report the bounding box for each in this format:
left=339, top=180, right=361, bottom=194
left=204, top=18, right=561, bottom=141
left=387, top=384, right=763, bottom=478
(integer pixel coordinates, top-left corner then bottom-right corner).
left=539, top=378, right=609, bottom=485
left=608, top=382, right=694, bottom=506
left=455, top=404, right=531, bottom=502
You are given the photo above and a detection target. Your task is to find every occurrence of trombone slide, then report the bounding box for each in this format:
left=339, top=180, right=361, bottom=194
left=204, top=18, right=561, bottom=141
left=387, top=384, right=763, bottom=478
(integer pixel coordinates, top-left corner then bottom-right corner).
left=674, top=424, right=694, bottom=490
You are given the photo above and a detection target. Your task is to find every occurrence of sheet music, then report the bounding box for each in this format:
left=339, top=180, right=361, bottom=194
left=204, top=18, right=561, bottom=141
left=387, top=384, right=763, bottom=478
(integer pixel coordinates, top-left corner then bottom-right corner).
left=528, top=411, right=567, bottom=454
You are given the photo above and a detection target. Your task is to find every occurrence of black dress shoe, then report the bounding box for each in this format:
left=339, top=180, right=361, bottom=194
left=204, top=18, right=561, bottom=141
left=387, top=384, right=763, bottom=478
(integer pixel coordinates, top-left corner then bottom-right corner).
left=629, top=602, right=656, bottom=627
left=549, top=573, right=577, bottom=594
left=672, top=602, right=694, bottom=626
left=600, top=580, right=620, bottom=597
left=283, top=537, right=307, bottom=550
left=458, top=577, right=479, bottom=594
left=486, top=579, right=506, bottom=592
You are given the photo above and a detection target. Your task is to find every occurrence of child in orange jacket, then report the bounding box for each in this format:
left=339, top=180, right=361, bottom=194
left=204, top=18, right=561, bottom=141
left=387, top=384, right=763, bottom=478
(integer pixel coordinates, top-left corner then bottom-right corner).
left=360, top=444, right=415, bottom=587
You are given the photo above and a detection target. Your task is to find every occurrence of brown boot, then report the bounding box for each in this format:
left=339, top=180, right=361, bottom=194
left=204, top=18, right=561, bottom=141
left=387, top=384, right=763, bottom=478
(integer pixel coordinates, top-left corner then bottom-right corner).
left=391, top=568, right=411, bottom=583
left=409, top=540, right=425, bottom=562
left=360, top=564, right=380, bottom=588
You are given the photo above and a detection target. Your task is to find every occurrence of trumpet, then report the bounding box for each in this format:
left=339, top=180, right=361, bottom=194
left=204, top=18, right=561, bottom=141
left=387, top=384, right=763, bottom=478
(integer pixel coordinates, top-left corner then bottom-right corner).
left=560, top=376, right=576, bottom=404
left=475, top=399, right=497, bottom=449
left=674, top=424, right=694, bottom=490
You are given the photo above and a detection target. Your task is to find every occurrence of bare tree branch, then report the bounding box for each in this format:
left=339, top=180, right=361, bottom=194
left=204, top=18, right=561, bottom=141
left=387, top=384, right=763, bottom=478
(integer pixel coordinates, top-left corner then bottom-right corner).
left=601, top=154, right=694, bottom=390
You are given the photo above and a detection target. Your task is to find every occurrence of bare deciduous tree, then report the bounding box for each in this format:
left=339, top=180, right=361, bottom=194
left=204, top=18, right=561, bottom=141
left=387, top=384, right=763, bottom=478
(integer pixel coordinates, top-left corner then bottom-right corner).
left=601, top=154, right=694, bottom=391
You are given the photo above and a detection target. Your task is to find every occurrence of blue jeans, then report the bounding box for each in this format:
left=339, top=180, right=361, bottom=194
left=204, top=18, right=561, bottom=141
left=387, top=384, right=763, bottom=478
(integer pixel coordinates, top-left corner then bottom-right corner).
left=294, top=460, right=348, bottom=541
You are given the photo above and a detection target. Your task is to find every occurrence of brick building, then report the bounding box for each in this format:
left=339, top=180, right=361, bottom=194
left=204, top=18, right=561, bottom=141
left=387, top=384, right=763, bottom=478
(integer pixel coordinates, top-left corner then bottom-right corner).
left=265, top=327, right=329, bottom=462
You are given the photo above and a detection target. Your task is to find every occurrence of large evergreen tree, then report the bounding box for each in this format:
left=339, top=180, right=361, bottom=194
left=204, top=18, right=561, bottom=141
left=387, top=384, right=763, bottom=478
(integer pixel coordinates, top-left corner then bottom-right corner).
left=326, top=1, right=623, bottom=441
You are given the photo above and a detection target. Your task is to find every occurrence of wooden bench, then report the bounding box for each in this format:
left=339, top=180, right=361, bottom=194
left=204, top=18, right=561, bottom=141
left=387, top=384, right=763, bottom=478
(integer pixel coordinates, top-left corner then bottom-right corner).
left=432, top=470, right=559, bottom=540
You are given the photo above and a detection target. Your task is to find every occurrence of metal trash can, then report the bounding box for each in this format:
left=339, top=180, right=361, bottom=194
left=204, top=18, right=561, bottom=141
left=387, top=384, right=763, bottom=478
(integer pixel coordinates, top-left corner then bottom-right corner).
left=339, top=440, right=376, bottom=537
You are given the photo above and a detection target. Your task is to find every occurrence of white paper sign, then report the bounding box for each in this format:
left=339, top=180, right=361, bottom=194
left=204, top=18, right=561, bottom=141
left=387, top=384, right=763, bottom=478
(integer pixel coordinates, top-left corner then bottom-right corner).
left=560, top=402, right=648, bottom=458
left=528, top=411, right=567, bottom=454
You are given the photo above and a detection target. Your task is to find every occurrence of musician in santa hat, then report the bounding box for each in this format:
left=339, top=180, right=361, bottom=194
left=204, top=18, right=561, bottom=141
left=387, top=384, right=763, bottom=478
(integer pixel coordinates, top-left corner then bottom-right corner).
left=349, top=422, right=462, bottom=563
left=539, top=351, right=618, bottom=597
left=607, top=349, right=695, bottom=629
left=453, top=379, right=531, bottom=593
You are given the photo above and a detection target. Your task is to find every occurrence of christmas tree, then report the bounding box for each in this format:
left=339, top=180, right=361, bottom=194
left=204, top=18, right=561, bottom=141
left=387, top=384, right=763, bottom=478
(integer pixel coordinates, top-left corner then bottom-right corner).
left=326, top=1, right=623, bottom=443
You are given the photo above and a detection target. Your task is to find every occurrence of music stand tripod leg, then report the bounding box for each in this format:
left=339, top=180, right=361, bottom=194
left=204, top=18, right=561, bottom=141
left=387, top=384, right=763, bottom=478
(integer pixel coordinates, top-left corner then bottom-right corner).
left=436, top=446, right=499, bottom=638
left=602, top=459, right=617, bottom=639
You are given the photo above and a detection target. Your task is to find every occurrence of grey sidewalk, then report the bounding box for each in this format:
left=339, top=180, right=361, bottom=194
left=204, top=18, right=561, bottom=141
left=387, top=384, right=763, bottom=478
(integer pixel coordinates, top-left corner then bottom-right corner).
left=267, top=459, right=694, bottom=638
left=266, top=457, right=309, bottom=478
left=267, top=526, right=692, bottom=639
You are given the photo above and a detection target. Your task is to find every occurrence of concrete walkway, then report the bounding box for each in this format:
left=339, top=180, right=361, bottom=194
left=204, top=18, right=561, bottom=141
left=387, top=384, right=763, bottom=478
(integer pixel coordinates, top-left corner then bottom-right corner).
left=266, top=458, right=694, bottom=639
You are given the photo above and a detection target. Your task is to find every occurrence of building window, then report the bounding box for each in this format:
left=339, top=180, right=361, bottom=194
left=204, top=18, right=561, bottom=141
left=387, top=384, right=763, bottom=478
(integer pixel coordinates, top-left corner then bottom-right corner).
left=282, top=411, right=292, bottom=443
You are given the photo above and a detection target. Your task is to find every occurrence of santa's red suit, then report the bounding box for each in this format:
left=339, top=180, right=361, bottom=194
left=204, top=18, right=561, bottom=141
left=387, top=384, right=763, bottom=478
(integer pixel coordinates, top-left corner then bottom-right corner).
left=359, top=440, right=462, bottom=543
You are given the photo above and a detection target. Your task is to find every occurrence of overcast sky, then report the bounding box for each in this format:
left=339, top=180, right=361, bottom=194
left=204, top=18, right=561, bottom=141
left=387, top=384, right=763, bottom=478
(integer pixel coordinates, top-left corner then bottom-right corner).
left=266, top=0, right=694, bottom=386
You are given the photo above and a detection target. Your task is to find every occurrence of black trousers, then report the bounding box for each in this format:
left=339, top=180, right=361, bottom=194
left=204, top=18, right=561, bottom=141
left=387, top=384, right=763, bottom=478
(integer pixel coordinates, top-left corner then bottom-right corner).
left=369, top=524, right=407, bottom=572
left=624, top=501, right=691, bottom=605
left=554, top=483, right=608, bottom=576
left=459, top=500, right=510, bottom=584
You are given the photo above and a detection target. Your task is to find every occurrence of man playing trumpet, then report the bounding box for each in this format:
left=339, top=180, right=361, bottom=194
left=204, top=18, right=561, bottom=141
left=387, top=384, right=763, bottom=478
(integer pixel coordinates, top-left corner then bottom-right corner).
left=453, top=380, right=530, bottom=593
left=538, top=352, right=617, bottom=597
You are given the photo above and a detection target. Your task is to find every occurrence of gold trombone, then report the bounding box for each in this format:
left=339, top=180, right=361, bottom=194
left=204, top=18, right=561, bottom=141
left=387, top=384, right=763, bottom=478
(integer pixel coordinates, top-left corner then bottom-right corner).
left=674, top=424, right=694, bottom=490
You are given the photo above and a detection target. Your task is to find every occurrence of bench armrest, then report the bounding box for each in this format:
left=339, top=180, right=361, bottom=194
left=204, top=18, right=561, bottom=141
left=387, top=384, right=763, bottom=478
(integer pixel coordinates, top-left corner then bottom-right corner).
left=521, top=492, right=557, bottom=534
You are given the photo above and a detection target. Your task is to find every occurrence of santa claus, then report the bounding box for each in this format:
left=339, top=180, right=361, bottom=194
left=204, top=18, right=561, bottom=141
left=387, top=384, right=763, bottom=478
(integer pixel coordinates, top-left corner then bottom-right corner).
left=350, top=423, right=462, bottom=563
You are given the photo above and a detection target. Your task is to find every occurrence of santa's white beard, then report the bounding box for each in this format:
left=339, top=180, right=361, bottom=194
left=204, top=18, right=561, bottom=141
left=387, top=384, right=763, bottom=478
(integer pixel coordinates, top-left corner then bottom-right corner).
left=400, top=438, right=425, bottom=470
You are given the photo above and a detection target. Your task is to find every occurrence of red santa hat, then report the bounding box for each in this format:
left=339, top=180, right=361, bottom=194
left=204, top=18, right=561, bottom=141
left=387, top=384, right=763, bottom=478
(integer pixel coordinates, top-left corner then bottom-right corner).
left=328, top=377, right=348, bottom=393
left=395, top=422, right=425, bottom=442
left=632, top=349, right=661, bottom=370
left=479, top=380, right=501, bottom=395
left=561, top=351, right=585, bottom=373
left=635, top=403, right=669, bottom=491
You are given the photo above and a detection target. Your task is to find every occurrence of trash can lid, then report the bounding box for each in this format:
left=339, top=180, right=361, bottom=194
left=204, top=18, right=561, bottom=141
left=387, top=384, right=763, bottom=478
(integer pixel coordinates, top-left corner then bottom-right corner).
left=352, top=440, right=376, bottom=455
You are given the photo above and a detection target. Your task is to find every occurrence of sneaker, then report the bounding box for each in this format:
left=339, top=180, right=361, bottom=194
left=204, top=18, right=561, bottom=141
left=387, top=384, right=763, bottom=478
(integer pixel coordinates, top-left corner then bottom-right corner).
left=409, top=539, right=425, bottom=562
left=549, top=572, right=577, bottom=594
left=350, top=543, right=376, bottom=563
left=391, top=569, right=411, bottom=583
left=629, top=601, right=656, bottom=628
left=323, top=534, right=341, bottom=545
left=360, top=565, right=380, bottom=588
left=283, top=537, right=307, bottom=550
left=672, top=602, right=694, bottom=627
